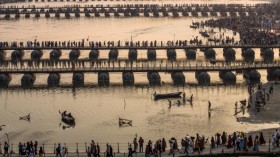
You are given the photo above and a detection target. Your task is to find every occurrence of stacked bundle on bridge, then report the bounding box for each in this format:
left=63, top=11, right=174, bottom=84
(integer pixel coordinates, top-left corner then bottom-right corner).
left=153, top=10, right=159, bottom=17
left=4, top=13, right=10, bottom=19
left=267, top=69, right=280, bottom=81
left=11, top=50, right=24, bottom=63
left=172, top=10, right=179, bottom=17
left=260, top=48, right=274, bottom=63
left=122, top=72, right=134, bottom=86
left=15, top=13, right=20, bottom=18
left=144, top=10, right=149, bottom=17
left=55, top=12, right=60, bottom=18
left=185, top=49, right=196, bottom=60
left=223, top=48, right=236, bottom=62
left=0, top=50, right=6, bottom=61
left=195, top=71, right=210, bottom=86
left=35, top=12, right=40, bottom=18
left=230, top=11, right=237, bottom=17
left=69, top=49, right=80, bottom=61
left=21, top=73, right=36, bottom=88
left=31, top=49, right=43, bottom=62
left=128, top=49, right=138, bottom=61
left=243, top=69, right=261, bottom=84
left=25, top=12, right=30, bottom=18
left=204, top=48, right=216, bottom=60
left=219, top=71, right=236, bottom=85
left=50, top=49, right=62, bottom=61
left=147, top=49, right=156, bottom=61
left=85, top=11, right=90, bottom=17
left=0, top=74, right=11, bottom=88
left=48, top=73, right=60, bottom=87
left=220, top=11, right=228, bottom=17
left=98, top=72, right=110, bottom=86
left=65, top=12, right=71, bottom=18
left=147, top=72, right=161, bottom=86
left=72, top=72, right=84, bottom=87
left=131, top=9, right=140, bottom=17
left=109, top=49, right=119, bottom=61
left=182, top=10, right=189, bottom=16
left=241, top=48, right=255, bottom=63
left=89, top=49, right=99, bottom=60
left=167, top=49, right=176, bottom=61
left=210, top=11, right=218, bottom=16
left=201, top=11, right=208, bottom=17
left=191, top=11, right=198, bottom=17
left=45, top=11, right=50, bottom=18
left=163, top=10, right=169, bottom=17
left=75, top=11, right=80, bottom=18
left=171, top=72, right=185, bottom=86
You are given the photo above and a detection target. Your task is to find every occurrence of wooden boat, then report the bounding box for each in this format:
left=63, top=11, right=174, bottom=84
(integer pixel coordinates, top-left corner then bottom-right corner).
left=119, top=118, right=132, bottom=126
left=153, top=91, right=182, bottom=100
left=190, top=25, right=198, bottom=29
left=208, top=38, right=220, bottom=42
left=199, top=31, right=210, bottom=38
left=19, top=113, right=30, bottom=121
left=60, top=111, right=75, bottom=125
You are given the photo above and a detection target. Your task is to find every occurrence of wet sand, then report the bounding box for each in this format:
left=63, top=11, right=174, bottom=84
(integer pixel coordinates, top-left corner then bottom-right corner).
left=239, top=82, right=280, bottom=138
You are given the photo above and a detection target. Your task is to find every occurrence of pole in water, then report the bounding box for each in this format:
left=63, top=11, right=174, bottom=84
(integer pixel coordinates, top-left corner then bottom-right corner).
left=124, top=99, right=126, bottom=110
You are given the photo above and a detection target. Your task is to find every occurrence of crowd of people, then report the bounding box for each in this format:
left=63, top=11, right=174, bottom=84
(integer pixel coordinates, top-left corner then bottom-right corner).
left=0, top=38, right=207, bottom=49
left=0, top=129, right=278, bottom=157
left=85, top=141, right=101, bottom=157
left=203, top=13, right=280, bottom=46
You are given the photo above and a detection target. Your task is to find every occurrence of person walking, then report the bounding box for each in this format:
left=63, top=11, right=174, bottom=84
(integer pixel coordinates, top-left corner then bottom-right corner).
left=87, top=146, right=92, bottom=157
left=253, top=135, right=260, bottom=151
left=56, top=143, right=62, bottom=157
left=138, top=137, right=144, bottom=153
left=39, top=146, right=44, bottom=157
left=128, top=144, right=133, bottom=157
left=3, top=142, right=9, bottom=156
left=133, top=138, right=138, bottom=153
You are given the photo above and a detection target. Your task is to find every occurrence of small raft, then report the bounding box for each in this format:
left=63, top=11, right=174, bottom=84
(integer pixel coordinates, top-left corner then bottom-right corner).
left=119, top=118, right=132, bottom=126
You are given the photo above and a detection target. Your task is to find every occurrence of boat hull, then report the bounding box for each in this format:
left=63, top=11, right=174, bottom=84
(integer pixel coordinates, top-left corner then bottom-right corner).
left=154, top=92, right=182, bottom=100
left=61, top=114, right=75, bottom=125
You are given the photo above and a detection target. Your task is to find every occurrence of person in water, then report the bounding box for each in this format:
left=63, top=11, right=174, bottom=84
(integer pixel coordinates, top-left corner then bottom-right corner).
left=177, top=100, right=181, bottom=106
left=168, top=99, right=172, bottom=108
left=189, top=94, right=193, bottom=102
left=208, top=101, right=211, bottom=110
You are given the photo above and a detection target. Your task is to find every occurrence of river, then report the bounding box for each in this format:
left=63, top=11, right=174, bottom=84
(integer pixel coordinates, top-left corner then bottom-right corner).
left=0, top=0, right=279, bottom=153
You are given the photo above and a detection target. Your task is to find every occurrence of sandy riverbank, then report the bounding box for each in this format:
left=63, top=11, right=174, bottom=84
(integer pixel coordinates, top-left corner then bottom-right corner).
left=238, top=81, right=280, bottom=138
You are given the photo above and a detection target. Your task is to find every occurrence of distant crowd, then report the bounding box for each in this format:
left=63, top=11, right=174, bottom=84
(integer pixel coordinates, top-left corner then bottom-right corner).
left=203, top=15, right=280, bottom=46
left=0, top=38, right=206, bottom=49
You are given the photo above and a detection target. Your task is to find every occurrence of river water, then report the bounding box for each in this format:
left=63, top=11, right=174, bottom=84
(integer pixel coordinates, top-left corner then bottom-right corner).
left=0, top=0, right=279, bottom=153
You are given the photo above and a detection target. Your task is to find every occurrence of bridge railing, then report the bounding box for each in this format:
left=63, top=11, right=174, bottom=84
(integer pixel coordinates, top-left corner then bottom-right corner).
left=0, top=62, right=280, bottom=73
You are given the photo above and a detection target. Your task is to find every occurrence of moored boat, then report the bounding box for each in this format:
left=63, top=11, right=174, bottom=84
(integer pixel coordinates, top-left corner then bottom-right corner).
left=153, top=91, right=182, bottom=100
left=60, top=111, right=75, bottom=125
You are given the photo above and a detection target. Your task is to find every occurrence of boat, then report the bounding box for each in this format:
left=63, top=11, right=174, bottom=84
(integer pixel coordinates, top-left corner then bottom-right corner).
left=190, top=25, right=198, bottom=29
left=153, top=91, right=182, bottom=100
left=208, top=38, right=220, bottom=42
left=60, top=111, right=75, bottom=125
left=199, top=31, right=210, bottom=38
left=19, top=113, right=30, bottom=121
left=119, top=118, right=132, bottom=126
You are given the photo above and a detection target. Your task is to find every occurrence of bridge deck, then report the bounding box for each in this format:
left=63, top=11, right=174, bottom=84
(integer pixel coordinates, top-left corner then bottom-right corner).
left=1, top=45, right=280, bottom=50
left=0, top=62, right=279, bottom=73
